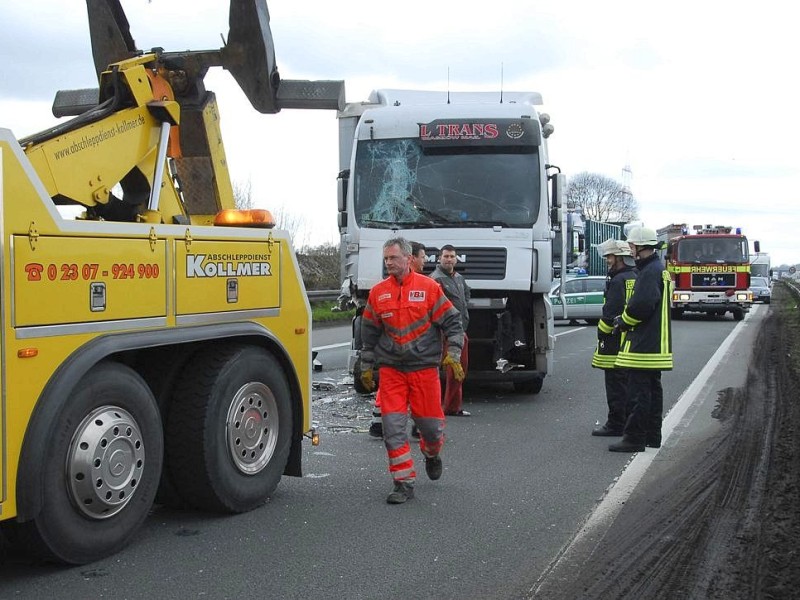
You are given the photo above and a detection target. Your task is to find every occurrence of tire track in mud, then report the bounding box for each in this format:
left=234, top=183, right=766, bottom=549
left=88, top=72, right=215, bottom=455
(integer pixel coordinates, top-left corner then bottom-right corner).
left=531, top=285, right=800, bottom=599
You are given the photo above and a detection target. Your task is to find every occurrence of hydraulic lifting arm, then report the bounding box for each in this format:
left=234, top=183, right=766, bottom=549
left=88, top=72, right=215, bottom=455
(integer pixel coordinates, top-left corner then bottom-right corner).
left=18, top=0, right=344, bottom=225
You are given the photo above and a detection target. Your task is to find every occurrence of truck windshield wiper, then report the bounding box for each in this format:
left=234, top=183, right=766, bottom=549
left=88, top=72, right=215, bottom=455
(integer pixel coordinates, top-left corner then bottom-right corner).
left=360, top=219, right=436, bottom=229
left=412, top=202, right=456, bottom=225
left=459, top=219, right=511, bottom=227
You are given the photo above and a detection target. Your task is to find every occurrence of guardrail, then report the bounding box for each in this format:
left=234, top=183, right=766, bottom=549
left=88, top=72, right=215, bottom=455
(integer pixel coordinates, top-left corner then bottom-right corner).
left=306, top=289, right=340, bottom=301
left=783, top=278, right=800, bottom=299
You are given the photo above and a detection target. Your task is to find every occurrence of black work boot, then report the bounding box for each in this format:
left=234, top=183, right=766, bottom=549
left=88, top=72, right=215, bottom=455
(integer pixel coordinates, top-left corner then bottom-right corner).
left=368, top=421, right=383, bottom=438
left=386, top=481, right=415, bottom=504
left=592, top=423, right=623, bottom=437
left=609, top=437, right=645, bottom=452
left=425, top=455, right=443, bottom=480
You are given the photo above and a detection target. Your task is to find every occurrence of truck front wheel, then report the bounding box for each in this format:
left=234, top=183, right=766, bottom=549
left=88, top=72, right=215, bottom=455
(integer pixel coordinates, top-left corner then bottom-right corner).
left=3, top=362, right=163, bottom=564
left=164, top=344, right=292, bottom=513
left=513, top=376, right=544, bottom=394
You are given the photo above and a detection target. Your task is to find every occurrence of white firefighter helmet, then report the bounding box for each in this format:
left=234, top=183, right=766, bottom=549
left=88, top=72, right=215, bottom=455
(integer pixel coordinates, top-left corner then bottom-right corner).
left=625, top=226, right=659, bottom=247
left=597, top=239, right=632, bottom=257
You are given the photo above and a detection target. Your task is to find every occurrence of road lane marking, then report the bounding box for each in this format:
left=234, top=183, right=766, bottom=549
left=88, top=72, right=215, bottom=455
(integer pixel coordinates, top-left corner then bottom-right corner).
left=312, top=342, right=350, bottom=351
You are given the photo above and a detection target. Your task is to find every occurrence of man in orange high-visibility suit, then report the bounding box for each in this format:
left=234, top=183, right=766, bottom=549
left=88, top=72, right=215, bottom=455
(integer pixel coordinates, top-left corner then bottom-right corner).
left=360, top=238, right=464, bottom=504
left=368, top=241, right=428, bottom=438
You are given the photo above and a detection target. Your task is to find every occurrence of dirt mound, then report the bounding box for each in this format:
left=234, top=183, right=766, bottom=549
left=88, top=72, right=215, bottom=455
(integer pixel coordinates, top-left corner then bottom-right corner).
left=534, top=283, right=800, bottom=599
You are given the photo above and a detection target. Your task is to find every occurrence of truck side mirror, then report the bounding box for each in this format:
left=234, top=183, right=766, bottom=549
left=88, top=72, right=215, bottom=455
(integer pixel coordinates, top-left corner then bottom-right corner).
left=753, top=240, right=760, bottom=253
left=337, top=169, right=349, bottom=213
left=551, top=173, right=565, bottom=208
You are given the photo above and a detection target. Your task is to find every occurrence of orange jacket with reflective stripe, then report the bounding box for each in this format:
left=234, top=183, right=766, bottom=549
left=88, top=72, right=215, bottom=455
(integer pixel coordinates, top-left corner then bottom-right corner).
left=361, top=271, right=464, bottom=372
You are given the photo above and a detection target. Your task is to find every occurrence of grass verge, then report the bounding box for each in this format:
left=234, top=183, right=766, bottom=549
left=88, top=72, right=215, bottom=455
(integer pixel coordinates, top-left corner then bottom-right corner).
left=311, top=300, right=355, bottom=325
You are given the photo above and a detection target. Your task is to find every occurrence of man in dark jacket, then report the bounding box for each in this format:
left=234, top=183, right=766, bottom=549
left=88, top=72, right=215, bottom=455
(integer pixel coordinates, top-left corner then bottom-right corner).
left=591, top=240, right=637, bottom=436
left=610, top=227, right=673, bottom=452
left=430, top=244, right=472, bottom=416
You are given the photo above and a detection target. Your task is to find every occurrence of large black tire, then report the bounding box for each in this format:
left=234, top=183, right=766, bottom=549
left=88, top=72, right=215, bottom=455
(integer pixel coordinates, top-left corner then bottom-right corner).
left=3, top=362, right=163, bottom=564
left=137, top=348, right=192, bottom=509
left=352, top=315, right=363, bottom=351
left=513, top=376, right=544, bottom=394
left=671, top=307, right=684, bottom=320
left=732, top=308, right=745, bottom=321
left=165, top=344, right=292, bottom=513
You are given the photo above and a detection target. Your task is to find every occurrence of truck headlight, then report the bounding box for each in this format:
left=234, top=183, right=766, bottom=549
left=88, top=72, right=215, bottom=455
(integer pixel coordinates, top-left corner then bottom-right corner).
left=736, top=292, right=750, bottom=301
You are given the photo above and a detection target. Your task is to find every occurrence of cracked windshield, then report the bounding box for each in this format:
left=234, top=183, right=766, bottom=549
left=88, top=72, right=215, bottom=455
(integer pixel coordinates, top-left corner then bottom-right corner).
left=353, top=139, right=540, bottom=229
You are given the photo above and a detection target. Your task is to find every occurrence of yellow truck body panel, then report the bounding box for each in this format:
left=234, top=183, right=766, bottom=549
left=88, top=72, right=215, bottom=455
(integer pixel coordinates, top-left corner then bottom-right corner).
left=0, top=132, right=312, bottom=519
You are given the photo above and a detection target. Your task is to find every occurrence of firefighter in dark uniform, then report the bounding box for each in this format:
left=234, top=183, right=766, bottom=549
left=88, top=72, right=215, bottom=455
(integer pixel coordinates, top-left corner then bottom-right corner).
left=610, top=227, right=673, bottom=452
left=591, top=240, right=637, bottom=436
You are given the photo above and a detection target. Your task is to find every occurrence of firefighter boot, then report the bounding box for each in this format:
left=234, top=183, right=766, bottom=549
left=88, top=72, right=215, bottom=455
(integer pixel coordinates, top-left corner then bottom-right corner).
left=646, top=434, right=662, bottom=448
left=592, top=423, right=624, bottom=437
left=425, top=455, right=443, bottom=481
left=386, top=481, right=415, bottom=504
left=608, top=437, right=645, bottom=452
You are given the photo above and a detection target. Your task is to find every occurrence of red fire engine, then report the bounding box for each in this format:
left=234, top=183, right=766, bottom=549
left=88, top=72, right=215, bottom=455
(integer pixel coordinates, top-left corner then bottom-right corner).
left=657, top=224, right=753, bottom=321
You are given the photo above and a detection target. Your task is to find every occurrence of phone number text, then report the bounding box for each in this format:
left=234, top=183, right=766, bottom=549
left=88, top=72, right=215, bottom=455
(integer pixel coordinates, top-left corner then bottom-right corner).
left=24, top=263, right=161, bottom=281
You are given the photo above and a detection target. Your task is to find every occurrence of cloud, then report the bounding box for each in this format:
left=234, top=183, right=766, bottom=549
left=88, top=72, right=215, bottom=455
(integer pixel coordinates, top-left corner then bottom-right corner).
left=659, top=158, right=798, bottom=180
left=1, top=0, right=798, bottom=266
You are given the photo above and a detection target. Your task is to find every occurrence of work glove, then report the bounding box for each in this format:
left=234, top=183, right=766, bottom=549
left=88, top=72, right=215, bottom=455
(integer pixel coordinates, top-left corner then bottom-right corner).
left=360, top=366, right=376, bottom=392
left=612, top=315, right=632, bottom=332
left=442, top=354, right=465, bottom=382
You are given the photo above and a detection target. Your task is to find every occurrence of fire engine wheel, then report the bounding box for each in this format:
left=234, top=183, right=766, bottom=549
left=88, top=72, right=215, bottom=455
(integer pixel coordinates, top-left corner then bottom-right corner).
left=732, top=308, right=745, bottom=321
left=165, top=344, right=292, bottom=513
left=3, top=362, right=163, bottom=564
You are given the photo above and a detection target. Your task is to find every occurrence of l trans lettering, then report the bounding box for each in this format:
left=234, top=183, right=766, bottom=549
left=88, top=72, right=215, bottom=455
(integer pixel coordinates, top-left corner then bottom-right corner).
left=186, top=253, right=273, bottom=278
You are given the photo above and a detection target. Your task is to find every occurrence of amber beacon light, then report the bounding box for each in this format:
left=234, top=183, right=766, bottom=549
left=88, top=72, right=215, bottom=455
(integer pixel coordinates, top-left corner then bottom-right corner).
left=214, top=209, right=276, bottom=228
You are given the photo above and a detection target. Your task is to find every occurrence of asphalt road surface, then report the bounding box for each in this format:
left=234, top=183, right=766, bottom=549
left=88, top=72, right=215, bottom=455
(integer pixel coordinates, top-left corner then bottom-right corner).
left=0, top=307, right=771, bottom=599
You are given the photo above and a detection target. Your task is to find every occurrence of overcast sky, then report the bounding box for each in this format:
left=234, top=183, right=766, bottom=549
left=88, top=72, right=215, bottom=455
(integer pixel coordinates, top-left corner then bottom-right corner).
left=2, top=0, right=798, bottom=265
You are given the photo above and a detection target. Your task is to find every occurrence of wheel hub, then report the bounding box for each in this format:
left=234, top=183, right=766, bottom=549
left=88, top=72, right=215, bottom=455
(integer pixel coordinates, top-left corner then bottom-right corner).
left=226, top=382, right=278, bottom=474
left=67, top=406, right=145, bottom=519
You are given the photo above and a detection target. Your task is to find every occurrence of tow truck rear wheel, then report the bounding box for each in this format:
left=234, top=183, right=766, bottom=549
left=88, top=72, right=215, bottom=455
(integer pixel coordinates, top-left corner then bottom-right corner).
left=2, top=362, right=163, bottom=564
left=164, top=344, right=292, bottom=513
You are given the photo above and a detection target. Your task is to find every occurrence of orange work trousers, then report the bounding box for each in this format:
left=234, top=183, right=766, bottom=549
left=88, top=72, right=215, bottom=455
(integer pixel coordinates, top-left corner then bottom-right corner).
left=378, top=366, right=445, bottom=482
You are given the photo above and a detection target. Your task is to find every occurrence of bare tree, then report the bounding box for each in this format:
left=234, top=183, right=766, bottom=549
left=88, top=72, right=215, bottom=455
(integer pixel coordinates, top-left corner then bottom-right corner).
left=297, top=242, right=340, bottom=290
left=271, top=204, right=308, bottom=248
left=231, top=179, right=308, bottom=245
left=232, top=179, right=254, bottom=210
left=565, top=172, right=638, bottom=222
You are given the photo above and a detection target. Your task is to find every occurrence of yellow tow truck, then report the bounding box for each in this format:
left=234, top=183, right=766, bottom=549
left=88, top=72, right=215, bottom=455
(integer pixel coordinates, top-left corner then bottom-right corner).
left=0, top=0, right=343, bottom=563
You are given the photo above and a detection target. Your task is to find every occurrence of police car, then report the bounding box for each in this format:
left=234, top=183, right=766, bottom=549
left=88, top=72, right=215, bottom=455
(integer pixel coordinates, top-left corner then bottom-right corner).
left=550, top=275, right=606, bottom=324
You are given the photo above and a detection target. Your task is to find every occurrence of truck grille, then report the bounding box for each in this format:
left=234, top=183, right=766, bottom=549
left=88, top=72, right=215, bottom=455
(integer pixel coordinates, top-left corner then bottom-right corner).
left=432, top=247, right=507, bottom=280
left=691, top=273, right=736, bottom=287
